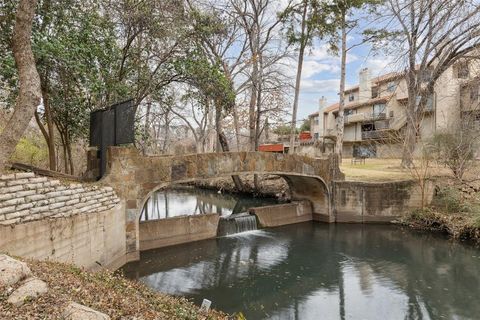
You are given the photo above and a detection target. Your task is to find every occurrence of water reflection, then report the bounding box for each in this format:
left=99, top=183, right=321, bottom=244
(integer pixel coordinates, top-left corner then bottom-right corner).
left=123, top=223, right=480, bottom=320
left=140, top=187, right=280, bottom=221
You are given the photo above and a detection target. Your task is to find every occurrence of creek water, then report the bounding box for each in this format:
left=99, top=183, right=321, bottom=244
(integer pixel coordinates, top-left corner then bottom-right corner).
left=125, top=189, right=480, bottom=320
left=140, top=187, right=280, bottom=221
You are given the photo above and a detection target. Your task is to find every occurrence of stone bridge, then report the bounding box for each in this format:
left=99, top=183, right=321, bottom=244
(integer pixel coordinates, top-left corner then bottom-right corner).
left=101, top=147, right=344, bottom=258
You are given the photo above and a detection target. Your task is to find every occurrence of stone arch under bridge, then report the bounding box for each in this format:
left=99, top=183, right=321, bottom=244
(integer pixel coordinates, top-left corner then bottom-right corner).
left=101, top=147, right=344, bottom=258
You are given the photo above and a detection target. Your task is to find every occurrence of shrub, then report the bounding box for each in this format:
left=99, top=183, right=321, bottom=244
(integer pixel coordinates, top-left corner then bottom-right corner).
left=10, top=136, right=48, bottom=167
left=434, top=187, right=472, bottom=213
left=429, top=120, right=480, bottom=181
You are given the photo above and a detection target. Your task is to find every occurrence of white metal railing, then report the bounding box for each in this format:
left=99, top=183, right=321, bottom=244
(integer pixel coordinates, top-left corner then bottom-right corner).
left=324, top=128, right=337, bottom=137
left=345, top=112, right=387, bottom=124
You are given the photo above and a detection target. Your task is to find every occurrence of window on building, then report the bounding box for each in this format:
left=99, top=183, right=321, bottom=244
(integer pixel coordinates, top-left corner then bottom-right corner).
left=387, top=82, right=397, bottom=93
left=373, top=104, right=386, bottom=117
left=371, top=87, right=379, bottom=98
left=426, top=95, right=434, bottom=110
left=470, top=85, right=479, bottom=103
left=415, top=94, right=434, bottom=111
left=314, top=133, right=319, bottom=140
left=455, top=62, right=470, bottom=79
left=345, top=109, right=354, bottom=116
left=420, top=69, right=432, bottom=82
left=349, top=93, right=355, bottom=102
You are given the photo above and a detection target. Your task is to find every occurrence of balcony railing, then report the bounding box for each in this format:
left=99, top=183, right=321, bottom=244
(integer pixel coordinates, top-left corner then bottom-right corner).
left=361, top=130, right=390, bottom=140
left=345, top=112, right=387, bottom=124
left=324, top=128, right=337, bottom=138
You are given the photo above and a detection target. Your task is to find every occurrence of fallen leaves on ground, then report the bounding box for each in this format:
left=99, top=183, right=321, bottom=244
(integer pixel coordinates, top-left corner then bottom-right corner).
left=0, top=259, right=230, bottom=320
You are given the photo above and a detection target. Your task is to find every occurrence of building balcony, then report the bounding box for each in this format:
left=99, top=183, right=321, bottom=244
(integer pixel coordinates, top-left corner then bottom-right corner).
left=345, top=112, right=387, bottom=124
left=323, top=128, right=337, bottom=139
left=361, top=130, right=390, bottom=140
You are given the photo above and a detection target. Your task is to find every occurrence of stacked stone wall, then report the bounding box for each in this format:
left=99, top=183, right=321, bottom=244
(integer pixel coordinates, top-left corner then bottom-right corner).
left=0, top=172, right=119, bottom=225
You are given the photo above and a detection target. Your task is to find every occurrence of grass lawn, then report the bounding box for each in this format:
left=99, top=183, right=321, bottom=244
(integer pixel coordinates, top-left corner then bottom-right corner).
left=340, top=158, right=409, bottom=181
left=340, top=158, right=453, bottom=182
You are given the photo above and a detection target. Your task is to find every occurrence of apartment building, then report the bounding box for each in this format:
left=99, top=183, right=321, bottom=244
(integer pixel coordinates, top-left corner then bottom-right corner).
left=309, top=62, right=480, bottom=158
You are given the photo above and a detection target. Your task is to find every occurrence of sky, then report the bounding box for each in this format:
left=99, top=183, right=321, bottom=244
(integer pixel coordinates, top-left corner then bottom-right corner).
left=296, top=40, right=395, bottom=121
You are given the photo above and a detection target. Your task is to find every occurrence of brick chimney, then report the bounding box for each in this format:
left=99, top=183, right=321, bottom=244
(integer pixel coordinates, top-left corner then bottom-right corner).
left=358, top=68, right=371, bottom=103
left=319, top=96, right=327, bottom=111
left=315, top=96, right=327, bottom=139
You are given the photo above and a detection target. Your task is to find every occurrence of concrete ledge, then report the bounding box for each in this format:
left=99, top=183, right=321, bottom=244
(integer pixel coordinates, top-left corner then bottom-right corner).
left=139, top=213, right=220, bottom=251
left=250, top=201, right=312, bottom=228
left=0, top=203, right=127, bottom=270
left=313, top=213, right=335, bottom=223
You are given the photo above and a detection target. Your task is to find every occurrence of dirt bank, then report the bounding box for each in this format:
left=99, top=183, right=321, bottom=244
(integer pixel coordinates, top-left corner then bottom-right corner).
left=0, top=258, right=228, bottom=320
left=400, top=181, right=480, bottom=245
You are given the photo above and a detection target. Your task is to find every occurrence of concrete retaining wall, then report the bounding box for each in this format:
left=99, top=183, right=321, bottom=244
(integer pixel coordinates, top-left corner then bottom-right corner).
left=139, top=213, right=220, bottom=251
left=0, top=202, right=127, bottom=270
left=251, top=181, right=434, bottom=226
left=334, top=180, right=434, bottom=223
left=250, top=201, right=312, bottom=227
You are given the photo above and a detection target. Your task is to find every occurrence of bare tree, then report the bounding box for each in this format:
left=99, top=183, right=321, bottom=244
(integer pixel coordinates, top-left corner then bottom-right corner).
left=186, top=0, right=250, bottom=151
left=368, top=0, right=480, bottom=167
left=287, top=1, right=309, bottom=155
left=331, top=0, right=377, bottom=160
left=170, top=92, right=211, bottom=153
left=431, top=79, right=480, bottom=181
left=0, top=0, right=42, bottom=172
left=232, top=0, right=293, bottom=152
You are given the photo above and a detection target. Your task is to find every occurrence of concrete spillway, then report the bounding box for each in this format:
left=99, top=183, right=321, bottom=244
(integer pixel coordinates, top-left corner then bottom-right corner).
left=217, top=213, right=258, bottom=236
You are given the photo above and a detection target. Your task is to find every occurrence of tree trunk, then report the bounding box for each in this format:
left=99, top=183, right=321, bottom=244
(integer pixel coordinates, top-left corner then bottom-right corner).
left=219, top=131, right=244, bottom=191
left=143, top=101, right=151, bottom=155
left=162, top=109, right=170, bottom=153
left=207, top=101, right=215, bottom=152
left=401, top=3, right=419, bottom=168
left=232, top=105, right=241, bottom=151
left=254, top=50, right=265, bottom=191
left=288, top=2, right=308, bottom=155
left=254, top=52, right=264, bottom=151
left=401, top=119, right=417, bottom=168
left=401, top=44, right=419, bottom=168
left=43, top=86, right=57, bottom=171
left=265, top=117, right=270, bottom=141
left=248, top=24, right=260, bottom=152
left=335, top=13, right=347, bottom=161
left=248, top=62, right=258, bottom=152
left=215, top=103, right=222, bottom=153
left=0, top=0, right=41, bottom=171
left=66, top=135, right=74, bottom=175
left=58, top=128, right=69, bottom=174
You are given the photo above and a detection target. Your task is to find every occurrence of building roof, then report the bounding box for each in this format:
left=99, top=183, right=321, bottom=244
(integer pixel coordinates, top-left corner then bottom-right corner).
left=308, top=71, right=404, bottom=117
left=322, top=96, right=392, bottom=114
left=324, top=103, right=340, bottom=113
left=373, top=72, right=403, bottom=84
left=344, top=86, right=359, bottom=94
left=343, top=72, right=403, bottom=94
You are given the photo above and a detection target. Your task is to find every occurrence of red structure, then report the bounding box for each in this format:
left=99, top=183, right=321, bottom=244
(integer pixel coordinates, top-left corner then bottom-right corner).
left=258, top=144, right=285, bottom=153
left=299, top=131, right=312, bottom=141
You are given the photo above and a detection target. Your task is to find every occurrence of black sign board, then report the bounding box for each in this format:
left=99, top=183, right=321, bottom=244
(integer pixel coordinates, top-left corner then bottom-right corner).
left=89, top=99, right=137, bottom=179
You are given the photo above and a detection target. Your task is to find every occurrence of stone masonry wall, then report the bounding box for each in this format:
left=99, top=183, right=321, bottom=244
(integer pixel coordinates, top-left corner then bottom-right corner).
left=0, top=172, right=119, bottom=225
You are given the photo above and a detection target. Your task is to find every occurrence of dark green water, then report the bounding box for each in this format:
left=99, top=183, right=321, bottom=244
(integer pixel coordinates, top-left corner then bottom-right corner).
left=124, top=222, right=480, bottom=319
